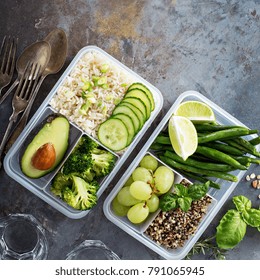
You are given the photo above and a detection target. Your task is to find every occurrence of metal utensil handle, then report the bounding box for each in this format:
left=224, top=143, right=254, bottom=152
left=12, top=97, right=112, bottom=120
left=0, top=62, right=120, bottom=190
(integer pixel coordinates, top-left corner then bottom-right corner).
left=0, top=79, right=19, bottom=105
left=0, top=119, right=15, bottom=168
left=4, top=75, right=45, bottom=153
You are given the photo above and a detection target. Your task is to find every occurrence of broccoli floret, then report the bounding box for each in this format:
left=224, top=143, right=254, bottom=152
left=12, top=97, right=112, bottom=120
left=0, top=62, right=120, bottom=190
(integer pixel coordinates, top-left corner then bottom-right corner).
left=62, top=175, right=98, bottom=210
left=62, top=151, right=93, bottom=175
left=91, top=148, right=116, bottom=178
left=77, top=135, right=98, bottom=154
left=51, top=172, right=72, bottom=197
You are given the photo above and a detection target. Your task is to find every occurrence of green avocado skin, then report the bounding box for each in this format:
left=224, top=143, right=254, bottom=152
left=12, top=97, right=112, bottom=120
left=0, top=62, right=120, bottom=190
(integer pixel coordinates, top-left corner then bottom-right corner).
left=21, top=115, right=70, bottom=179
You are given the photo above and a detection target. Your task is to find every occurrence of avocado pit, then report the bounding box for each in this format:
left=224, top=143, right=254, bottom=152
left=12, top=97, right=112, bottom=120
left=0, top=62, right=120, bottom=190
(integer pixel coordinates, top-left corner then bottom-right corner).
left=31, top=143, right=56, bottom=170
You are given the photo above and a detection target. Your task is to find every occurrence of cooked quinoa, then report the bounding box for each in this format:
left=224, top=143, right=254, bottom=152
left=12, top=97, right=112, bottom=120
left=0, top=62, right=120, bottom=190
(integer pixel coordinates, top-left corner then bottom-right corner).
left=49, top=50, right=135, bottom=138
left=145, top=179, right=212, bottom=249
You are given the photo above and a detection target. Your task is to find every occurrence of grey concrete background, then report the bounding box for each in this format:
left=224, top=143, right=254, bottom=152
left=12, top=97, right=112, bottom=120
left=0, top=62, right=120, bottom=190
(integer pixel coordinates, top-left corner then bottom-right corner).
left=0, top=0, right=259, bottom=260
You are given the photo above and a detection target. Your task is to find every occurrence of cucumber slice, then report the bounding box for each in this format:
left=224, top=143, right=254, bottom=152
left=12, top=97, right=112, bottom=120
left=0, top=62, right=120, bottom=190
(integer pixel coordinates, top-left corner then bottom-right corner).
left=120, top=102, right=145, bottom=127
left=98, top=118, right=128, bottom=151
left=127, top=83, right=155, bottom=111
left=124, top=89, right=152, bottom=118
left=112, top=114, right=135, bottom=146
left=122, top=97, right=147, bottom=120
left=112, top=104, right=140, bottom=132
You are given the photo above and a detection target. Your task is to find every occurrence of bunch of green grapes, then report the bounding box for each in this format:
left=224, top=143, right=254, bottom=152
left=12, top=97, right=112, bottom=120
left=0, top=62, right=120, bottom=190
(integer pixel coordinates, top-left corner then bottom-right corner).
left=112, top=155, right=174, bottom=224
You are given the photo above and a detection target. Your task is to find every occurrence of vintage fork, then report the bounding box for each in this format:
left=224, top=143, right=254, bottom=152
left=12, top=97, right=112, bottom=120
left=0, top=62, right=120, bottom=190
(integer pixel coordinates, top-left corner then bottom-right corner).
left=0, top=62, right=40, bottom=168
left=0, top=36, right=17, bottom=96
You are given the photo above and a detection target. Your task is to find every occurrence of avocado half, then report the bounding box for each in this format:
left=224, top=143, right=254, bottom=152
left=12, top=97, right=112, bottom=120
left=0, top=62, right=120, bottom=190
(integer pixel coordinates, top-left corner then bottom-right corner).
left=21, top=115, right=70, bottom=178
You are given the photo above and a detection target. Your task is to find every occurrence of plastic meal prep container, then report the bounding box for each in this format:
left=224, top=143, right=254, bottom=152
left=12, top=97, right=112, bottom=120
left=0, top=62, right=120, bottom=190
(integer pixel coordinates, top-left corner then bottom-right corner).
left=4, top=46, right=163, bottom=219
left=103, top=90, right=256, bottom=259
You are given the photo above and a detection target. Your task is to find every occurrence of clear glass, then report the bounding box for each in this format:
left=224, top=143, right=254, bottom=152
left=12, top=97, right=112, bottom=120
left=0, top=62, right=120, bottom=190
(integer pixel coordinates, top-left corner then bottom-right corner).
left=0, top=214, right=48, bottom=260
left=66, top=240, right=120, bottom=260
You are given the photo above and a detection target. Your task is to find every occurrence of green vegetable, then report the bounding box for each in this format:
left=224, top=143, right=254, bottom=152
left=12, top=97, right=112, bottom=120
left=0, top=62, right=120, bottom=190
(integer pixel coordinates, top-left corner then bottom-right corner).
left=242, top=209, right=260, bottom=228
left=51, top=135, right=116, bottom=210
left=179, top=171, right=221, bottom=189
left=202, top=142, right=244, bottom=156
left=160, top=155, right=238, bottom=182
left=216, top=195, right=260, bottom=249
left=232, top=137, right=260, bottom=157
left=164, top=150, right=234, bottom=172
left=249, top=136, right=260, bottom=146
left=154, top=135, right=171, bottom=145
left=195, top=146, right=247, bottom=170
left=197, top=128, right=256, bottom=144
left=233, top=196, right=251, bottom=212
left=216, top=209, right=247, bottom=250
left=194, top=124, right=246, bottom=132
left=100, top=63, right=109, bottom=73
left=159, top=181, right=209, bottom=212
left=62, top=175, right=98, bottom=210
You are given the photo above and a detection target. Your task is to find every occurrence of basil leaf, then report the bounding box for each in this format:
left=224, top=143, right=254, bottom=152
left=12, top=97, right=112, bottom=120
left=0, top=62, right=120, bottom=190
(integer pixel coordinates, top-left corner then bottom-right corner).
left=242, top=209, right=260, bottom=227
left=178, top=197, right=192, bottom=212
left=174, top=184, right=188, bottom=197
left=159, top=193, right=178, bottom=212
left=216, top=209, right=247, bottom=249
left=233, top=195, right=252, bottom=213
left=187, top=182, right=209, bottom=201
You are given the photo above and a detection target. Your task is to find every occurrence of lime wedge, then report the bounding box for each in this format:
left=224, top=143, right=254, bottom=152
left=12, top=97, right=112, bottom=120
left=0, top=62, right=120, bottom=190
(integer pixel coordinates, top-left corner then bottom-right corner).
left=174, top=101, right=215, bottom=123
left=168, top=115, right=198, bottom=160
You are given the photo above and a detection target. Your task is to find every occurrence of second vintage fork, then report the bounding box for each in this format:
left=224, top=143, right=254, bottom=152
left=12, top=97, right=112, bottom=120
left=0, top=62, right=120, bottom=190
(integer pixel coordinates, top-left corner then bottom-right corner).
left=0, top=36, right=17, bottom=95
left=0, top=62, right=40, bottom=168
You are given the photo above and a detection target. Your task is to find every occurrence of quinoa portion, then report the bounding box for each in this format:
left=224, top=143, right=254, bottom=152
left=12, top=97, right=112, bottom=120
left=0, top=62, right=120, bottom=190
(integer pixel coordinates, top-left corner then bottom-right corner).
left=145, top=180, right=212, bottom=249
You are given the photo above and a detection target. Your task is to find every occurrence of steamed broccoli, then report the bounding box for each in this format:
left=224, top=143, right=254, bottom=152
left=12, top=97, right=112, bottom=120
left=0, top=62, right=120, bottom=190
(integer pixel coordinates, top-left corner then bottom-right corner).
left=51, top=172, right=72, bottom=197
left=91, top=148, right=116, bottom=178
left=62, top=175, right=98, bottom=210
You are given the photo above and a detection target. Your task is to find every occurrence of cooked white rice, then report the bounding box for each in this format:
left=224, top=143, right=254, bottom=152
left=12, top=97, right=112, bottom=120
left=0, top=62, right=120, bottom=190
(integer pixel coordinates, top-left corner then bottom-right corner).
left=49, top=50, right=135, bottom=138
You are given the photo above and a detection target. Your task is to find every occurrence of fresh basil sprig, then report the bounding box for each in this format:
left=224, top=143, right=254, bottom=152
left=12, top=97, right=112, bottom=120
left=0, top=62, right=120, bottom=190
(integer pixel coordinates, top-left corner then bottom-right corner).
left=216, top=195, right=260, bottom=249
left=159, top=181, right=209, bottom=212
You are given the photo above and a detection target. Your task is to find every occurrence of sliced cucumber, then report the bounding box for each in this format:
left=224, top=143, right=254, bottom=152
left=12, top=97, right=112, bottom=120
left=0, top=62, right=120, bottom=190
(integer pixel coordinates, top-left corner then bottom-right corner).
left=112, top=104, right=140, bottom=132
left=98, top=118, right=128, bottom=151
left=120, top=102, right=145, bottom=127
left=124, top=89, right=152, bottom=118
left=112, top=114, right=135, bottom=146
left=127, top=83, right=155, bottom=111
left=122, top=97, right=147, bottom=120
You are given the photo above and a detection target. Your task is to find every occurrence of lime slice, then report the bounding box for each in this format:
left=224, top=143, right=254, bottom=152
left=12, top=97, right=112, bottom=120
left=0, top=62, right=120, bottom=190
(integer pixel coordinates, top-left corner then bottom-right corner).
left=168, top=115, right=198, bottom=160
left=174, top=101, right=215, bottom=123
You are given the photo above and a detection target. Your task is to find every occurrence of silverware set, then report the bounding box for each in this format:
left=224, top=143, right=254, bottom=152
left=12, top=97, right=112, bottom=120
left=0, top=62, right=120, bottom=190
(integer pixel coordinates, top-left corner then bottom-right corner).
left=0, top=29, right=68, bottom=168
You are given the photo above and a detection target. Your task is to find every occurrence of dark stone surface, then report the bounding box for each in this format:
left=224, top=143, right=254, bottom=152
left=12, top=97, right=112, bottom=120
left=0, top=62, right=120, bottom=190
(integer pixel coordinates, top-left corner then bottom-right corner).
left=0, top=0, right=259, bottom=260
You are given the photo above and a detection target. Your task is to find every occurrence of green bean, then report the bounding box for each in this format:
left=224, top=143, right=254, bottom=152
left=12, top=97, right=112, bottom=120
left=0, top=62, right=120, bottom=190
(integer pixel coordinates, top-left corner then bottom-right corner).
left=202, top=142, right=244, bottom=156
left=195, top=124, right=245, bottom=132
left=164, top=150, right=234, bottom=172
left=221, top=139, right=247, bottom=152
left=195, top=146, right=247, bottom=170
left=160, top=156, right=238, bottom=182
left=232, top=156, right=260, bottom=165
left=154, top=135, right=171, bottom=145
left=198, top=128, right=256, bottom=144
left=249, top=136, right=260, bottom=146
left=150, top=142, right=165, bottom=150
left=231, top=137, right=260, bottom=157
left=180, top=171, right=221, bottom=189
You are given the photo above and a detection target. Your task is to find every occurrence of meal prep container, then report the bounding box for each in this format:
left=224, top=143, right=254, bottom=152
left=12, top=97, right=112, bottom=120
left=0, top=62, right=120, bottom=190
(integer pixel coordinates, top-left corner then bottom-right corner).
left=4, top=46, right=163, bottom=219
left=103, top=90, right=255, bottom=259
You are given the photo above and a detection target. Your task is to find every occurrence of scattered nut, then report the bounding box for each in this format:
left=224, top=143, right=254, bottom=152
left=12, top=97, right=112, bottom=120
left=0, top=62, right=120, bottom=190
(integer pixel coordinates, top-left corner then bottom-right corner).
left=257, top=175, right=260, bottom=180
left=250, top=173, right=256, bottom=179
left=252, top=180, right=258, bottom=189
left=246, top=175, right=251, bottom=181
left=258, top=194, right=260, bottom=199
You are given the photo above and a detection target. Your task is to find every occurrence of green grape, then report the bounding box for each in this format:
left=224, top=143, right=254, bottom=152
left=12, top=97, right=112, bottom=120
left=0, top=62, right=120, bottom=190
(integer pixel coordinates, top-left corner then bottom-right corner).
left=117, top=186, right=141, bottom=206
left=132, top=167, right=154, bottom=184
left=129, top=181, right=152, bottom=200
left=112, top=196, right=130, bottom=216
left=127, top=202, right=149, bottom=224
left=124, top=175, right=134, bottom=187
left=154, top=166, right=174, bottom=195
left=139, top=155, right=158, bottom=172
left=146, top=194, right=159, bottom=213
